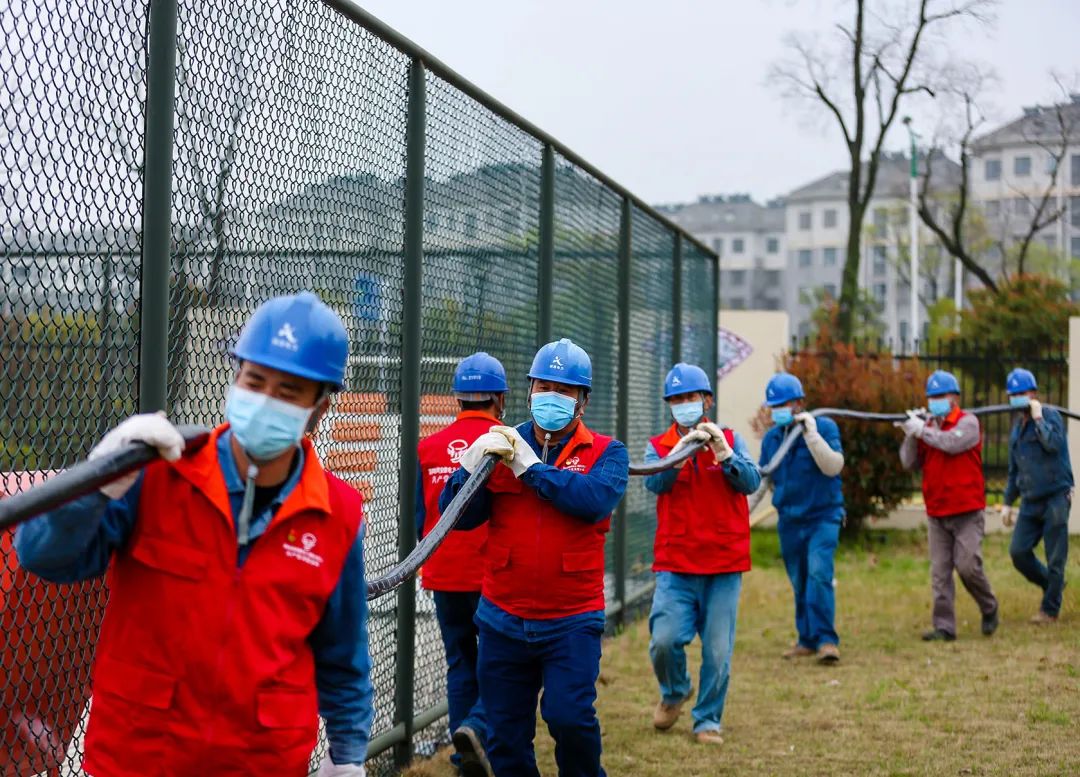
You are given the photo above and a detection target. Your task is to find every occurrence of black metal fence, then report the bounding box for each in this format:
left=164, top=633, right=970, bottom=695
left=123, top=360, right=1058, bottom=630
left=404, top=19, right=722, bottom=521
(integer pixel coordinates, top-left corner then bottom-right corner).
left=789, top=337, right=1070, bottom=494
left=0, top=1, right=718, bottom=774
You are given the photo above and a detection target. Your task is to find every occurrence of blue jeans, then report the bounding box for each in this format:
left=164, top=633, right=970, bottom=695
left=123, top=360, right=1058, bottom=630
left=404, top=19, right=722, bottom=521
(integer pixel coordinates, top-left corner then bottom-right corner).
left=477, top=617, right=605, bottom=777
left=433, top=591, right=487, bottom=760
left=1010, top=490, right=1071, bottom=617
left=777, top=516, right=841, bottom=649
left=648, top=571, right=741, bottom=733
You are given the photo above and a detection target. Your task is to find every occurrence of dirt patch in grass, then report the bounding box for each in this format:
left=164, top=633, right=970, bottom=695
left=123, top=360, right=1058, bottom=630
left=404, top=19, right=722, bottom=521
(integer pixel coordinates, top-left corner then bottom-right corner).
left=403, top=531, right=1080, bottom=776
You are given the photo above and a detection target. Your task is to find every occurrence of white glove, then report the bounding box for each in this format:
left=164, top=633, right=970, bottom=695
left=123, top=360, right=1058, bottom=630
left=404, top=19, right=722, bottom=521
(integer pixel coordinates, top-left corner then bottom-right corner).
left=315, top=759, right=366, bottom=777
left=697, top=422, right=733, bottom=462
left=490, top=425, right=542, bottom=478
left=1029, top=398, right=1042, bottom=420
left=458, top=431, right=513, bottom=474
left=900, top=410, right=925, bottom=439
left=999, top=504, right=1015, bottom=528
left=794, top=412, right=817, bottom=435
left=670, top=429, right=710, bottom=468
left=90, top=412, right=186, bottom=499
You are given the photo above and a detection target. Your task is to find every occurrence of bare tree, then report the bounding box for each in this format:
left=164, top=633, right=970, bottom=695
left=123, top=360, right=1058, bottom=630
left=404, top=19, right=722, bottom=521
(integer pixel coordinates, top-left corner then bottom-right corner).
left=772, top=0, right=995, bottom=340
left=920, top=72, right=1079, bottom=291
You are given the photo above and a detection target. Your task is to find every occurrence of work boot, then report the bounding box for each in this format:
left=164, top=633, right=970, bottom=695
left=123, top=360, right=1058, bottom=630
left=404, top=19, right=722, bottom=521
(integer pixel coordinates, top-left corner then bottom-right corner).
left=782, top=643, right=815, bottom=660
left=817, top=643, right=840, bottom=664
left=921, top=628, right=956, bottom=642
left=695, top=730, right=724, bottom=745
left=653, top=689, right=693, bottom=731
left=981, top=606, right=1000, bottom=636
left=1030, top=610, right=1058, bottom=625
left=452, top=726, right=494, bottom=777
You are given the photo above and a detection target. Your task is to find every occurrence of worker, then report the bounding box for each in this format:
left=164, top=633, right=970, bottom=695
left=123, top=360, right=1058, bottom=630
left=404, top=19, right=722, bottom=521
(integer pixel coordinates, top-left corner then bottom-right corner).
left=899, top=370, right=998, bottom=642
left=416, top=352, right=508, bottom=776
left=15, top=292, right=372, bottom=777
left=438, top=338, right=629, bottom=777
left=759, top=372, right=845, bottom=664
left=1001, top=368, right=1073, bottom=624
left=643, top=363, right=761, bottom=745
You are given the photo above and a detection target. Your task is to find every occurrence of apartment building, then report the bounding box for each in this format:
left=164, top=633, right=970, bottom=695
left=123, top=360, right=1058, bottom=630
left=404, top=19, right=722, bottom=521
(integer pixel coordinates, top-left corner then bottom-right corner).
left=659, top=194, right=786, bottom=311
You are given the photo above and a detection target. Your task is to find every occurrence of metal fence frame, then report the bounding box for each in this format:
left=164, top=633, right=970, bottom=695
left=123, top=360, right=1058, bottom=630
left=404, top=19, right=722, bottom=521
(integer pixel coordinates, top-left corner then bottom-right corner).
left=122, top=0, right=720, bottom=768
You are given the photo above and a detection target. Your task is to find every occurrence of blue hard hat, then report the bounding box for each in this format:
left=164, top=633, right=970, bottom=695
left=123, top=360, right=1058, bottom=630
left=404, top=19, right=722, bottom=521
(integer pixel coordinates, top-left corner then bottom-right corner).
left=231, top=291, right=349, bottom=390
left=925, top=370, right=960, bottom=397
left=528, top=338, right=592, bottom=389
left=1006, top=368, right=1037, bottom=395
left=454, top=352, right=508, bottom=393
left=764, top=373, right=805, bottom=407
left=664, top=363, right=712, bottom=399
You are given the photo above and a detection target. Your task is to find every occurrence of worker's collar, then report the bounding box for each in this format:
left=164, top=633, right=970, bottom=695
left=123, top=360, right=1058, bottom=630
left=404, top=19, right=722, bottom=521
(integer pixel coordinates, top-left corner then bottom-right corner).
left=660, top=416, right=710, bottom=447
left=455, top=409, right=501, bottom=423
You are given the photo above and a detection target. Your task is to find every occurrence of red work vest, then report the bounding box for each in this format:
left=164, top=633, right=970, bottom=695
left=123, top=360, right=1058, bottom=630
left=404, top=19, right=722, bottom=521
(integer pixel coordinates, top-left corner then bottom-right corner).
left=418, top=410, right=498, bottom=591
left=919, top=407, right=985, bottom=518
left=483, top=423, right=613, bottom=620
left=651, top=422, right=751, bottom=575
left=83, top=426, right=364, bottom=777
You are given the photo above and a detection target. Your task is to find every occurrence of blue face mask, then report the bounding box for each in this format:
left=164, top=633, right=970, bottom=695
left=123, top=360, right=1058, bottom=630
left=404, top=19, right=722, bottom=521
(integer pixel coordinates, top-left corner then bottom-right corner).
left=226, top=385, right=315, bottom=460
left=1009, top=395, right=1031, bottom=409
left=531, top=391, right=578, bottom=432
left=928, top=398, right=952, bottom=417
left=671, top=400, right=704, bottom=428
left=771, top=407, right=794, bottom=426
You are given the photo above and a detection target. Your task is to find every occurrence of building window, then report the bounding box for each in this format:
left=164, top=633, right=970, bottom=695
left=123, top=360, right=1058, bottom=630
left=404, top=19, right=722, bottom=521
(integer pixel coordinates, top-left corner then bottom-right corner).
left=798, top=211, right=812, bottom=230
left=872, top=208, right=888, bottom=237
left=730, top=269, right=746, bottom=286
left=762, top=298, right=780, bottom=311
left=797, top=321, right=811, bottom=339
left=823, top=283, right=837, bottom=299
left=899, top=320, right=909, bottom=343
left=13, top=265, right=28, bottom=284
left=1014, top=155, right=1032, bottom=177
left=872, top=283, right=887, bottom=302
left=728, top=298, right=746, bottom=310
left=985, top=158, right=1001, bottom=181
left=1070, top=196, right=1080, bottom=228
left=712, top=237, right=723, bottom=256
left=1013, top=198, right=1032, bottom=218
left=824, top=209, right=838, bottom=228
left=764, top=270, right=781, bottom=287
left=1072, top=154, right=1080, bottom=186
left=1072, top=236, right=1080, bottom=258
left=1047, top=155, right=1058, bottom=175
left=797, top=249, right=813, bottom=267
left=733, top=238, right=745, bottom=254
left=985, top=199, right=1000, bottom=219
left=766, top=237, right=779, bottom=253
left=1043, top=234, right=1057, bottom=249
left=873, top=245, right=888, bottom=275
left=823, top=247, right=838, bottom=266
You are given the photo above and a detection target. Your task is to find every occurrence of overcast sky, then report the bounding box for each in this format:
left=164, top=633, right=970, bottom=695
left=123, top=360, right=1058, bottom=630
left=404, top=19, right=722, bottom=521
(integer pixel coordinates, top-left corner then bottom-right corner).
left=356, top=0, right=1080, bottom=206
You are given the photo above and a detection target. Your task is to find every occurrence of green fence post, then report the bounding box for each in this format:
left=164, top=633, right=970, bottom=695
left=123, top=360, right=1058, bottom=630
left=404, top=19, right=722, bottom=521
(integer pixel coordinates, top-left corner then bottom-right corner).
left=137, top=0, right=179, bottom=413
left=710, top=254, right=720, bottom=382
left=614, top=197, right=632, bottom=625
left=394, top=54, right=426, bottom=768
left=671, top=232, right=683, bottom=365
left=538, top=143, right=555, bottom=345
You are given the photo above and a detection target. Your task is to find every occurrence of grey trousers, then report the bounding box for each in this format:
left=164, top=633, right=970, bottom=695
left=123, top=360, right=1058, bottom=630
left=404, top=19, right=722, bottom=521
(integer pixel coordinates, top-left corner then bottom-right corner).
left=927, top=510, right=998, bottom=635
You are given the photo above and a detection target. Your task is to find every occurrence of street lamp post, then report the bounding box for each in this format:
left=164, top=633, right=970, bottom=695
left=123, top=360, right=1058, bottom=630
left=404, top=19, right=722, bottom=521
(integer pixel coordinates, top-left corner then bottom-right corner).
left=903, top=116, right=919, bottom=348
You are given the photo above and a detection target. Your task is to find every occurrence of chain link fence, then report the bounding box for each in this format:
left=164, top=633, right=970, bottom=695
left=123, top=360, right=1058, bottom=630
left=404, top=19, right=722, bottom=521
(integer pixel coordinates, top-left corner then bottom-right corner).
left=0, top=1, right=719, bottom=773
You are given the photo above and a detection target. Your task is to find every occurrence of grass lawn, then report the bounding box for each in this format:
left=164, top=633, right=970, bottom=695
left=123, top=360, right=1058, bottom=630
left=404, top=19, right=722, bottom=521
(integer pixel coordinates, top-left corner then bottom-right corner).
left=404, top=530, right=1080, bottom=777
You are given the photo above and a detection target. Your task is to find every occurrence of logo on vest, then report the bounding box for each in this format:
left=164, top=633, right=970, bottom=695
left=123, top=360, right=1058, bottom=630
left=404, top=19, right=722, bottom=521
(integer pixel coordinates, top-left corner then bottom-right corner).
left=284, top=531, right=324, bottom=568
left=272, top=323, right=300, bottom=351
left=550, top=356, right=564, bottom=370
left=447, top=439, right=468, bottom=464
left=563, top=455, right=587, bottom=473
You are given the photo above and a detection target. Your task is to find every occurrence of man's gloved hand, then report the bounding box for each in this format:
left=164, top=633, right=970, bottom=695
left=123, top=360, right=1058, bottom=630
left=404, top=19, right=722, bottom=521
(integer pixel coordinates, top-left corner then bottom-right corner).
left=458, top=432, right=514, bottom=474
left=670, top=429, right=710, bottom=468
left=999, top=504, right=1015, bottom=528
left=697, top=422, right=733, bottom=462
left=90, top=412, right=186, bottom=499
left=794, top=412, right=817, bottom=435
left=315, top=758, right=366, bottom=777
left=491, top=425, right=541, bottom=478
left=1029, top=398, right=1043, bottom=420
left=900, top=410, right=925, bottom=439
